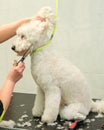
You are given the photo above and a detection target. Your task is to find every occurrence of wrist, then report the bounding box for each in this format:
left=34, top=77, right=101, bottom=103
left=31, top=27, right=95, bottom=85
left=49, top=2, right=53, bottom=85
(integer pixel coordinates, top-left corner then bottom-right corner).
left=18, top=18, right=31, bottom=27
left=6, top=79, right=16, bottom=86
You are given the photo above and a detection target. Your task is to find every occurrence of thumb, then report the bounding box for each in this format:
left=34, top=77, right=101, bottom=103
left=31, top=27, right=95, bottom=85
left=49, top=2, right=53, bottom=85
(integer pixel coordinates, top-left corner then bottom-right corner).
left=13, top=60, right=18, bottom=66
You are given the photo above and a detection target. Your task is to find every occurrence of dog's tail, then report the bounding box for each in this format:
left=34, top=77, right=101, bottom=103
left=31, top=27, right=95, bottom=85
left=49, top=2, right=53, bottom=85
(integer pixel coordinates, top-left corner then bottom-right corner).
left=91, top=99, right=104, bottom=113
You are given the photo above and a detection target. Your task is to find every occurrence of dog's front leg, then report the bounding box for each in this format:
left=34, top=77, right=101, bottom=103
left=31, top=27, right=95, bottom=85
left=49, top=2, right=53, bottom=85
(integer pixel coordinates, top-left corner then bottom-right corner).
left=32, top=87, right=45, bottom=117
left=42, top=86, right=61, bottom=123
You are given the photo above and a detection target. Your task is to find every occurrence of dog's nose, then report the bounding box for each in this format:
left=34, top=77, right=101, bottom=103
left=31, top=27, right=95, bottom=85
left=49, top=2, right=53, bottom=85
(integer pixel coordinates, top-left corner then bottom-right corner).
left=11, top=46, right=15, bottom=50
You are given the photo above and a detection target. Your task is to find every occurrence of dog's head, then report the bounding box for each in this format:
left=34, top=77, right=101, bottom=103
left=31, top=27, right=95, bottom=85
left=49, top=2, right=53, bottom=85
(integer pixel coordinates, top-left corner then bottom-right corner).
left=12, top=6, right=55, bottom=56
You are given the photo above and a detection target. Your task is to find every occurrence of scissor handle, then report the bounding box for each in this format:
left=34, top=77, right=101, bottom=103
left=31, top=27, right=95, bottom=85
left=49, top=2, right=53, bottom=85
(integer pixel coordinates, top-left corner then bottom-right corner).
left=17, top=57, right=25, bottom=64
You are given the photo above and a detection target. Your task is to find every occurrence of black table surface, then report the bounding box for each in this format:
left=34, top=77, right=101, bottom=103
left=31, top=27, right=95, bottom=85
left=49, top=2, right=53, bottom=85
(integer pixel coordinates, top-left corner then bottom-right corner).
left=0, top=92, right=104, bottom=130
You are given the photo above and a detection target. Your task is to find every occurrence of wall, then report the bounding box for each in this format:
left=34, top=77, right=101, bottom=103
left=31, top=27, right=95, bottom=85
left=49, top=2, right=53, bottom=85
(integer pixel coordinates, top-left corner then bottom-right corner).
left=0, top=0, right=104, bottom=98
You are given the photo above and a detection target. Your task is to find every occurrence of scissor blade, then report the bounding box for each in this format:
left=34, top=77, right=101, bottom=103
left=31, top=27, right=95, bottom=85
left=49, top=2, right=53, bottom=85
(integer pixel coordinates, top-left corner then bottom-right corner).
left=17, top=45, right=32, bottom=63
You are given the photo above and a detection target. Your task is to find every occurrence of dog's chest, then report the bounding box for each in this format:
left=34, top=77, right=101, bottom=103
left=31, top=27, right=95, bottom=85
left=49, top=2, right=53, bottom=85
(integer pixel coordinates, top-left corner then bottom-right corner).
left=31, top=54, right=56, bottom=76
left=30, top=52, right=61, bottom=86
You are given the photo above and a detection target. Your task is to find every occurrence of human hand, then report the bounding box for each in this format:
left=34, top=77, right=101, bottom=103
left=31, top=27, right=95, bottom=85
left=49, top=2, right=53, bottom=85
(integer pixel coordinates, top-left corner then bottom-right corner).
left=7, top=60, right=25, bottom=83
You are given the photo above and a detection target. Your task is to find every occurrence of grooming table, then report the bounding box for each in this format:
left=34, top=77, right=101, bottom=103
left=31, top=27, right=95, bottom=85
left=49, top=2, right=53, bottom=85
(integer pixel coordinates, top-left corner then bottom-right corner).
left=0, top=92, right=104, bottom=130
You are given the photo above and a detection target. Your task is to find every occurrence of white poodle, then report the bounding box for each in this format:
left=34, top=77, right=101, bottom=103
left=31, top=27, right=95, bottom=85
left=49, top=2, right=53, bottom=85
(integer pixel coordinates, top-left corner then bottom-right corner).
left=12, top=7, right=104, bottom=123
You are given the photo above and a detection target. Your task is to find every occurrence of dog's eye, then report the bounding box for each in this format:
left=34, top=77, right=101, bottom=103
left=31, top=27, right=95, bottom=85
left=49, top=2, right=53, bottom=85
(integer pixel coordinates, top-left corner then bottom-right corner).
left=21, top=35, right=25, bottom=39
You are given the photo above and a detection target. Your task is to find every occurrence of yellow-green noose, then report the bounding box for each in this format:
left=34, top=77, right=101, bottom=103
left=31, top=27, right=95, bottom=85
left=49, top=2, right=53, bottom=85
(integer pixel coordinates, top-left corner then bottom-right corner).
left=31, top=0, right=59, bottom=54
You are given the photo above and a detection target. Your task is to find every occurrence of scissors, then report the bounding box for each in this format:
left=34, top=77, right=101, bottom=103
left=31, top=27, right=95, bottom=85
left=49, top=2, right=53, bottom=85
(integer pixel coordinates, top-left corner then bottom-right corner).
left=17, top=45, right=32, bottom=64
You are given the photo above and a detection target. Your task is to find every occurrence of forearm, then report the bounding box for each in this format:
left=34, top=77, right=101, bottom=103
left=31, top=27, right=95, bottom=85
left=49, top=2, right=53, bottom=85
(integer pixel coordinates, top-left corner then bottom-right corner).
left=0, top=79, right=15, bottom=111
left=0, top=18, right=31, bottom=43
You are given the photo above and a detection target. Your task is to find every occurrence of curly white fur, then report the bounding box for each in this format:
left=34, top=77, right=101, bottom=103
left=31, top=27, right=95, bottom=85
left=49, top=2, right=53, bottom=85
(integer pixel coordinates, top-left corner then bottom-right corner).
left=12, top=6, right=104, bottom=123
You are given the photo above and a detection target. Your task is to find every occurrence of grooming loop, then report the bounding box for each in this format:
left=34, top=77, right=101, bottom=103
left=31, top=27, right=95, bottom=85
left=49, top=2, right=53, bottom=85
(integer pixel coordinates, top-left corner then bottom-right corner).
left=31, top=0, right=59, bottom=54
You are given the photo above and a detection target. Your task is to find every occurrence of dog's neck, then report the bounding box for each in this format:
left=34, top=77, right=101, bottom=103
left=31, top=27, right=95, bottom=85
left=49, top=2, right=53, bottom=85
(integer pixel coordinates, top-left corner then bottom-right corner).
left=30, top=40, right=50, bottom=55
left=31, top=23, right=56, bottom=55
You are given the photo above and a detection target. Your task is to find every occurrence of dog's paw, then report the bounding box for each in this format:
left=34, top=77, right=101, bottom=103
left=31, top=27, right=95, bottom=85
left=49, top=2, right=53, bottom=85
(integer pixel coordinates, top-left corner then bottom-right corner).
left=41, top=114, right=56, bottom=123
left=74, top=113, right=86, bottom=120
left=60, top=109, right=86, bottom=121
left=32, top=107, right=42, bottom=117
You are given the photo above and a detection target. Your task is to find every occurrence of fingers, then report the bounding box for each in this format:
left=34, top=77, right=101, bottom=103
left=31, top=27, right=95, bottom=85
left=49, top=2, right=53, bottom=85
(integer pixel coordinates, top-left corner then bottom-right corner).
left=13, top=60, right=25, bottom=72
left=13, top=60, right=18, bottom=66
left=31, top=16, right=46, bottom=22
left=18, top=61, right=25, bottom=67
left=18, top=62, right=25, bottom=72
left=13, top=60, right=25, bottom=67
